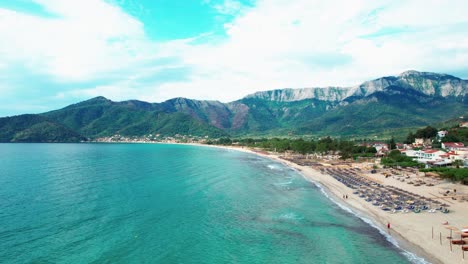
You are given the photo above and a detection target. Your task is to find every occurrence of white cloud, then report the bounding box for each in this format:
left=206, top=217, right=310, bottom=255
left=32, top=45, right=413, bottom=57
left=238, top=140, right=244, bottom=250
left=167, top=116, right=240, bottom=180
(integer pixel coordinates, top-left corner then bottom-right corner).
left=1, top=0, right=468, bottom=114
left=213, top=0, right=245, bottom=15
left=0, top=0, right=155, bottom=82
left=165, top=0, right=468, bottom=100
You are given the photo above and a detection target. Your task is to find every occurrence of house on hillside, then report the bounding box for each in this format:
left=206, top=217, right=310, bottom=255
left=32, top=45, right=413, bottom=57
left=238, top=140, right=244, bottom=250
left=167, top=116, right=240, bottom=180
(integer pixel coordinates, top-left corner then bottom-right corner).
left=437, top=130, right=448, bottom=141
left=437, top=130, right=448, bottom=137
left=372, top=142, right=389, bottom=156
left=413, top=138, right=431, bottom=148
left=460, top=122, right=468, bottom=128
left=441, top=142, right=465, bottom=151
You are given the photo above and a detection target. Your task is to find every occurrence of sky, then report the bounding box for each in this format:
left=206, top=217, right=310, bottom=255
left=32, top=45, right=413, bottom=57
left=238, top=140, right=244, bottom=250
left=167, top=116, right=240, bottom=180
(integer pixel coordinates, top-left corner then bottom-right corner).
left=1, top=0, right=468, bottom=116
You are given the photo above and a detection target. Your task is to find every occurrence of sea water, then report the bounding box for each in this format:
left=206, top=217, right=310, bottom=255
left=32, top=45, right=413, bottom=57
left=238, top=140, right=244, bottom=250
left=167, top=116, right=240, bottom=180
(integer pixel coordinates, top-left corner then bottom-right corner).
left=0, top=143, right=416, bottom=263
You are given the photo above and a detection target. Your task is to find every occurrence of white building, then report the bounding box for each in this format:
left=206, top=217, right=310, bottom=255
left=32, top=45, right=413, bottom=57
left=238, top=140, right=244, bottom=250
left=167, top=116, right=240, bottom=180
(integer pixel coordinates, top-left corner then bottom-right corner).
left=437, top=130, right=448, bottom=138
left=442, top=142, right=465, bottom=151
left=403, top=149, right=451, bottom=166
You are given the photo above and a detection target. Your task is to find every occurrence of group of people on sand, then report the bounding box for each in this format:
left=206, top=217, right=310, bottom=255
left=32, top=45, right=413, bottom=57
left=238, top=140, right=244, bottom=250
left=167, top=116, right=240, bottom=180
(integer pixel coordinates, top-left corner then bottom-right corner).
left=342, top=194, right=348, bottom=199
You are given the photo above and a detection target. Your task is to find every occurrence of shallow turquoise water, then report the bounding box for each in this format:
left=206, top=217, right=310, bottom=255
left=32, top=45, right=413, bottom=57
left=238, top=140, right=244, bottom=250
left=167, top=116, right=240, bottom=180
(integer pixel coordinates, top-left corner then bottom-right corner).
left=0, top=143, right=413, bottom=263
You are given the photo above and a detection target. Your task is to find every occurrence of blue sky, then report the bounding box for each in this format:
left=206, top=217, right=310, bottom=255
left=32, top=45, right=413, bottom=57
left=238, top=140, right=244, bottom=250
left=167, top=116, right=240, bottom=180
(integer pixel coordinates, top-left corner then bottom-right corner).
left=0, top=0, right=467, bottom=116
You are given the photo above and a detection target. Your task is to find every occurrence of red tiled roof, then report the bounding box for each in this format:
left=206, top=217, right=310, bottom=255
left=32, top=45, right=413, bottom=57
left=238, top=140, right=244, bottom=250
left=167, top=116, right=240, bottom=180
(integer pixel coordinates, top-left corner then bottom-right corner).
left=443, top=142, right=465, bottom=148
left=423, top=149, right=441, bottom=153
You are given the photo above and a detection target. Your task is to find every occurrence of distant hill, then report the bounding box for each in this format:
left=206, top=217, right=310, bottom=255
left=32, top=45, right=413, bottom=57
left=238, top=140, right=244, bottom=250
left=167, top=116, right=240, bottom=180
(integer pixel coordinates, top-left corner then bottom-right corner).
left=296, top=85, right=467, bottom=137
left=244, top=70, right=467, bottom=101
left=42, top=96, right=228, bottom=138
left=0, top=114, right=86, bottom=142
left=1, top=70, right=467, bottom=142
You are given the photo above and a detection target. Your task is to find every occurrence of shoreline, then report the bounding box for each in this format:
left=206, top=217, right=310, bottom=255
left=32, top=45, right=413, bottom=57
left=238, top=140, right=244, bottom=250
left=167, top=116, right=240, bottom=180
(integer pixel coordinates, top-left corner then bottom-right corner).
left=52, top=141, right=465, bottom=263
left=187, top=143, right=466, bottom=264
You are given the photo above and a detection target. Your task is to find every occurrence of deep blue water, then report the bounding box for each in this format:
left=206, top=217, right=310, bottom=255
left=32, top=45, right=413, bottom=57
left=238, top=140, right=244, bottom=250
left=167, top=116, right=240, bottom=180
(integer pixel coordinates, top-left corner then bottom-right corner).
left=0, top=144, right=414, bottom=263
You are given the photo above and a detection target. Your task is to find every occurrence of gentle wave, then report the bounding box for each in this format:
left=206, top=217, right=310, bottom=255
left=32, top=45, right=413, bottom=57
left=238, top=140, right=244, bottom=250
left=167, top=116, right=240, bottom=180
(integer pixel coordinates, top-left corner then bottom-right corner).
left=267, top=164, right=283, bottom=170
left=1, top=144, right=419, bottom=263
left=299, top=172, right=430, bottom=264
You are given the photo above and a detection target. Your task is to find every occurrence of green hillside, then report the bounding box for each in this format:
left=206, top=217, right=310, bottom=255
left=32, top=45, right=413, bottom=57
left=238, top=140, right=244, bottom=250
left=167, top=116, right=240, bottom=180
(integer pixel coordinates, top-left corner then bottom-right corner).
left=0, top=114, right=86, bottom=142
left=42, top=97, right=227, bottom=138
left=297, top=86, right=467, bottom=137
left=0, top=71, right=466, bottom=142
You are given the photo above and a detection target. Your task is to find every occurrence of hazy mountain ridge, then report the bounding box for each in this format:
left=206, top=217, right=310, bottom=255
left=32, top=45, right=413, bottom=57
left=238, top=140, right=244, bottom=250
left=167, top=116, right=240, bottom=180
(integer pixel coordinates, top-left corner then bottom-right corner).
left=245, top=87, right=351, bottom=102
left=42, top=97, right=228, bottom=138
left=246, top=70, right=467, bottom=102
left=1, top=70, right=466, bottom=142
left=298, top=85, right=466, bottom=136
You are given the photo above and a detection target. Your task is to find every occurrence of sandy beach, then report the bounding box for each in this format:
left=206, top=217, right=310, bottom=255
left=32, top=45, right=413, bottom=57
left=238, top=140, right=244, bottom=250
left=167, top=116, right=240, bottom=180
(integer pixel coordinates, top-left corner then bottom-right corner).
left=199, top=144, right=468, bottom=264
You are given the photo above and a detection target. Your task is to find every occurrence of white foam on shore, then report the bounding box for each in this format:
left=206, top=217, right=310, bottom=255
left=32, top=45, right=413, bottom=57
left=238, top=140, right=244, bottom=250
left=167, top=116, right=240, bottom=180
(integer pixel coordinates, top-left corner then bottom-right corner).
left=299, top=173, right=430, bottom=264
left=198, top=146, right=431, bottom=264
left=267, top=164, right=282, bottom=170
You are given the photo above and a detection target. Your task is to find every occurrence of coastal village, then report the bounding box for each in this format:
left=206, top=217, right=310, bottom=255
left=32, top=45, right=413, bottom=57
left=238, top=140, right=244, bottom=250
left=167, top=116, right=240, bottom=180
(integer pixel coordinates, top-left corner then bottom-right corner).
left=95, top=122, right=468, bottom=170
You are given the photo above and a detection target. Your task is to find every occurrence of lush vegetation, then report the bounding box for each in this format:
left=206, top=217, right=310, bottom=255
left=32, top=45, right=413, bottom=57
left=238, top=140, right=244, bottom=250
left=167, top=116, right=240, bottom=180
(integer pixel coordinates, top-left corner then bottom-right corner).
left=1, top=73, right=467, bottom=142
left=404, top=124, right=468, bottom=146
left=212, top=137, right=377, bottom=159
left=43, top=97, right=227, bottom=138
left=405, top=126, right=438, bottom=143
left=442, top=127, right=468, bottom=144
left=296, top=86, right=467, bottom=138
left=0, top=114, right=86, bottom=142
left=381, top=150, right=420, bottom=168
left=42, top=85, right=467, bottom=140
left=420, top=168, right=468, bottom=183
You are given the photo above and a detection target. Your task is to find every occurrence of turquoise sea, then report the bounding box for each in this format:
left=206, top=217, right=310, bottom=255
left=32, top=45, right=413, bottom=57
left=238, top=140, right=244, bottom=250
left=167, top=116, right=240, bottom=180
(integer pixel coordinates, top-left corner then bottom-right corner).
left=0, top=144, right=422, bottom=263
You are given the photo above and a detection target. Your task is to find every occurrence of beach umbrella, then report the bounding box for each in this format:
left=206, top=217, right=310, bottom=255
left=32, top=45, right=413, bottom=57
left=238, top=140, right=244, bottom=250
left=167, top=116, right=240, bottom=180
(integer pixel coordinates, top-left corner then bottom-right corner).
left=445, top=226, right=452, bottom=252
left=445, top=226, right=458, bottom=252
left=444, top=226, right=458, bottom=239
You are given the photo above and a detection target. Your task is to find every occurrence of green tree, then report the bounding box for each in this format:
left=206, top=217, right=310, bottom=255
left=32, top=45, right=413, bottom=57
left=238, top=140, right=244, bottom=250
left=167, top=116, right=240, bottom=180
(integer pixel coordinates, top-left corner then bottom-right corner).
left=415, top=126, right=437, bottom=139
left=405, top=132, right=415, bottom=144
left=441, top=134, right=461, bottom=143
left=389, top=136, right=396, bottom=150
left=453, top=160, right=463, bottom=169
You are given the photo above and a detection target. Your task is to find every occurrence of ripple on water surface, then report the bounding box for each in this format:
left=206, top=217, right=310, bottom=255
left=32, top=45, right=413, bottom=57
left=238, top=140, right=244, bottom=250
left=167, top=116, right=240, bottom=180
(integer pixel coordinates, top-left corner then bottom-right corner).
left=0, top=144, right=418, bottom=263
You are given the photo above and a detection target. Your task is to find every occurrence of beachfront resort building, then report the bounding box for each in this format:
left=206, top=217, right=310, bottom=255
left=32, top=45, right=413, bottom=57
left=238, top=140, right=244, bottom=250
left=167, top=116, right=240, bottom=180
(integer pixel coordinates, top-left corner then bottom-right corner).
left=415, top=149, right=446, bottom=162
left=402, top=147, right=467, bottom=166
left=403, top=149, right=447, bottom=165
left=442, top=142, right=465, bottom=151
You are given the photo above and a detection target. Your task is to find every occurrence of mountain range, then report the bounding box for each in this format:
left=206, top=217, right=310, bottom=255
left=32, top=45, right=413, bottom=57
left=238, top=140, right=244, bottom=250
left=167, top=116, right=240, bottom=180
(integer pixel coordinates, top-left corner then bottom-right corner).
left=1, top=70, right=467, bottom=142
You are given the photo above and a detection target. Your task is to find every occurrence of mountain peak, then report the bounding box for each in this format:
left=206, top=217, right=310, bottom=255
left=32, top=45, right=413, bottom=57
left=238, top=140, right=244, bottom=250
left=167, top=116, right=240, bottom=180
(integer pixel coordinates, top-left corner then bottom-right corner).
left=398, top=70, right=459, bottom=80
left=399, top=70, right=421, bottom=77
left=90, top=96, right=111, bottom=101
left=244, top=87, right=351, bottom=102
